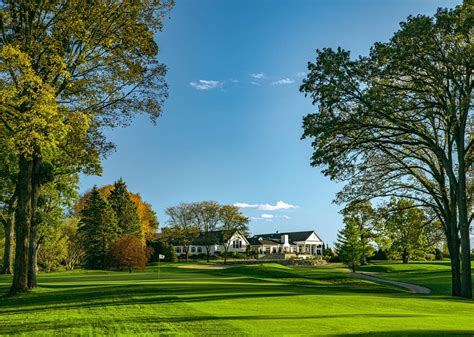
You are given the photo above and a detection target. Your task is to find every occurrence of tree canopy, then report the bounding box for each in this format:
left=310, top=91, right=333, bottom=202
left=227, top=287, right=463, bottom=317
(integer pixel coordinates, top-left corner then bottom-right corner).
left=301, top=3, right=472, bottom=298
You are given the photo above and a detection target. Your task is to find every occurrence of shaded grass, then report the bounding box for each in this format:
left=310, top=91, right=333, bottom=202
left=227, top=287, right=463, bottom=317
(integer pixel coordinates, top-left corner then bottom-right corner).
left=0, top=263, right=472, bottom=336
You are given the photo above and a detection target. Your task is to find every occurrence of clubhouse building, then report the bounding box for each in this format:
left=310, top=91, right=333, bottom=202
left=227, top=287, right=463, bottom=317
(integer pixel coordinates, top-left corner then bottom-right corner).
left=158, top=230, right=324, bottom=259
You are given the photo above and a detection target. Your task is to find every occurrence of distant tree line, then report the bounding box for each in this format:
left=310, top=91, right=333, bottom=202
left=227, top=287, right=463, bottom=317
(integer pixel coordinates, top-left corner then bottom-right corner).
left=0, top=179, right=159, bottom=275
left=334, top=198, right=444, bottom=272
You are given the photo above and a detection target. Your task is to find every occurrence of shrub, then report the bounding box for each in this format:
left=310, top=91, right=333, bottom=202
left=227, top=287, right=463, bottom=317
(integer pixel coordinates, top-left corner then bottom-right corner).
left=434, top=248, right=443, bottom=261
left=424, top=253, right=436, bottom=261
left=370, top=249, right=388, bottom=261
left=109, top=235, right=150, bottom=272
left=148, top=240, right=177, bottom=262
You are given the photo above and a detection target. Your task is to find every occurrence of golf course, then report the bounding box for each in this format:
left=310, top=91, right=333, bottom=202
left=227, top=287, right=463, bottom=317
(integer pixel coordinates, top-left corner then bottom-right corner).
left=0, top=262, right=472, bottom=336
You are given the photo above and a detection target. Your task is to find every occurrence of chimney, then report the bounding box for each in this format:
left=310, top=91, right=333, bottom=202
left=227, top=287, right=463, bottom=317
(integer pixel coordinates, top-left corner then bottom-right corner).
left=281, top=234, right=289, bottom=245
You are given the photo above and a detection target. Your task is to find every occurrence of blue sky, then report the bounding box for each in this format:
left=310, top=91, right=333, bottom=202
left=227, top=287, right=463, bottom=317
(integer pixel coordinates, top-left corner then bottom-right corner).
left=79, top=0, right=461, bottom=245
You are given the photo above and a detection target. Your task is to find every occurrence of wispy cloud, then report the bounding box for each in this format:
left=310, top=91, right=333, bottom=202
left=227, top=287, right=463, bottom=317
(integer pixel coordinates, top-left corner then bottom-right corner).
left=250, top=73, right=266, bottom=79
left=261, top=214, right=274, bottom=219
left=271, top=78, right=295, bottom=85
left=189, top=80, right=223, bottom=90
left=296, top=71, right=306, bottom=77
left=234, top=201, right=299, bottom=211
left=251, top=81, right=261, bottom=86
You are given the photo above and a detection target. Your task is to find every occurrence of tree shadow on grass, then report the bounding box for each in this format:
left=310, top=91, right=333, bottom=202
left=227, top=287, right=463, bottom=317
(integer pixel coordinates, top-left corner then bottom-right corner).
left=0, top=313, right=430, bottom=335
left=337, top=330, right=474, bottom=336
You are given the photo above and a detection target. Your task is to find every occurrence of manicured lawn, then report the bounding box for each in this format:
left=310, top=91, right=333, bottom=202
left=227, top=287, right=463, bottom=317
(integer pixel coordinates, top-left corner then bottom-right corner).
left=358, top=260, right=474, bottom=296
left=0, top=263, right=473, bottom=336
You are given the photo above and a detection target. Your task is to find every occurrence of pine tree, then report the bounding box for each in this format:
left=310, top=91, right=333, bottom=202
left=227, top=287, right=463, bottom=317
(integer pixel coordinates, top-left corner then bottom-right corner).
left=335, top=221, right=364, bottom=272
left=108, top=179, right=142, bottom=239
left=79, top=186, right=118, bottom=269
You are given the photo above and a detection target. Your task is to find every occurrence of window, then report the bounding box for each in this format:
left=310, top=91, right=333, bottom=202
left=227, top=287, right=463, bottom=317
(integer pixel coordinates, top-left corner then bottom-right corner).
left=197, top=247, right=202, bottom=253
left=191, top=247, right=196, bottom=253
left=232, top=240, right=236, bottom=248
left=176, top=247, right=181, bottom=253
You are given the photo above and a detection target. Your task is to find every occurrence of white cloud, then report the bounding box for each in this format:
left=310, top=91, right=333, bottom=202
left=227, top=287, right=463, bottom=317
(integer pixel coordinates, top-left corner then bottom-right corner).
left=251, top=81, right=261, bottom=86
left=261, top=214, right=274, bottom=219
left=250, top=73, right=265, bottom=79
left=282, top=215, right=291, bottom=219
left=189, top=80, right=222, bottom=90
left=234, top=200, right=299, bottom=211
left=234, top=202, right=258, bottom=208
left=296, top=71, right=306, bottom=77
left=271, top=78, right=295, bottom=85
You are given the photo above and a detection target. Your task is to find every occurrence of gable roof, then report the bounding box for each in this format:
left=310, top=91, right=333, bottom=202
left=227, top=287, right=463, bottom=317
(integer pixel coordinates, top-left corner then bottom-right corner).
left=156, top=230, right=248, bottom=246
left=250, top=230, right=322, bottom=243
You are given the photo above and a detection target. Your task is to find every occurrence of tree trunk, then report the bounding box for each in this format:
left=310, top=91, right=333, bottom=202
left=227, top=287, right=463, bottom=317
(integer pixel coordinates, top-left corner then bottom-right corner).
left=205, top=246, right=210, bottom=262
left=446, top=229, right=462, bottom=297
left=27, top=158, right=41, bottom=289
left=223, top=246, right=228, bottom=264
left=10, top=156, right=33, bottom=295
left=456, top=136, right=472, bottom=299
left=1, top=192, right=16, bottom=275
left=402, top=249, right=409, bottom=264
left=27, top=231, right=39, bottom=288
left=1, top=218, right=14, bottom=274
left=459, top=223, right=472, bottom=298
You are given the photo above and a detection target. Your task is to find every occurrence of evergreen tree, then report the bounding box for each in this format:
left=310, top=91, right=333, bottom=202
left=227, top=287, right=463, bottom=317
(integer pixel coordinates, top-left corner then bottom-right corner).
left=335, top=221, right=364, bottom=272
left=108, top=179, right=141, bottom=239
left=79, top=186, right=118, bottom=269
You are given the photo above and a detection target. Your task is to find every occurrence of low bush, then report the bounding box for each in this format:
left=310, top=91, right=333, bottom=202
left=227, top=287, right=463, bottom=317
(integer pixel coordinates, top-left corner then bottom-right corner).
left=148, top=240, right=177, bottom=262
left=109, top=235, right=151, bottom=272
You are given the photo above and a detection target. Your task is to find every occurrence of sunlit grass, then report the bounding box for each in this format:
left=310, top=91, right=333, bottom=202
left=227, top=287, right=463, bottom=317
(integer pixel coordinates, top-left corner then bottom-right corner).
left=0, top=262, right=472, bottom=336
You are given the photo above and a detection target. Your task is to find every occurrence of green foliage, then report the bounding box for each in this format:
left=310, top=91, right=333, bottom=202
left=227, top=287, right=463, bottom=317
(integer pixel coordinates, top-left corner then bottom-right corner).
left=148, top=240, right=177, bottom=263
left=336, top=221, right=364, bottom=272
left=341, top=201, right=376, bottom=265
left=62, top=217, right=86, bottom=271
left=37, top=224, right=68, bottom=273
left=108, top=179, right=141, bottom=238
left=379, top=198, right=433, bottom=263
left=79, top=186, right=118, bottom=269
left=300, top=2, right=473, bottom=297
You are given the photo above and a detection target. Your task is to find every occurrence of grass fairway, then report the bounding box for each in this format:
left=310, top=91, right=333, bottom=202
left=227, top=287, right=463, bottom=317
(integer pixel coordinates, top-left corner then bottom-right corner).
left=0, top=263, right=473, bottom=336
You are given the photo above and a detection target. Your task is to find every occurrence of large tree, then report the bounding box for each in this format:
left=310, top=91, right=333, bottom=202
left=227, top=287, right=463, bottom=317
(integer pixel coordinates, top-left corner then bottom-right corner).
left=192, top=201, right=221, bottom=262
left=335, top=221, right=364, bottom=273
left=75, top=184, right=159, bottom=242
left=79, top=186, right=118, bottom=270
left=300, top=4, right=472, bottom=297
left=379, top=198, right=433, bottom=264
left=341, top=201, right=377, bottom=265
left=0, top=1, right=173, bottom=294
left=165, top=203, right=199, bottom=262
left=108, top=179, right=141, bottom=239
left=0, top=148, right=16, bottom=274
left=219, top=205, right=249, bottom=264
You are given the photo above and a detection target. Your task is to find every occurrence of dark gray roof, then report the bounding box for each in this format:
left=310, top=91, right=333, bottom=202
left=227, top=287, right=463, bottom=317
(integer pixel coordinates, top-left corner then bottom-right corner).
left=250, top=231, right=321, bottom=243
left=156, top=230, right=246, bottom=246
left=247, top=237, right=280, bottom=246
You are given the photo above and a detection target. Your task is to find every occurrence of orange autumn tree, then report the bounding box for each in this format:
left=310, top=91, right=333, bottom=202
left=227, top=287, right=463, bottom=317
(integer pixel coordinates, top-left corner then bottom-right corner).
left=75, top=184, right=158, bottom=242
